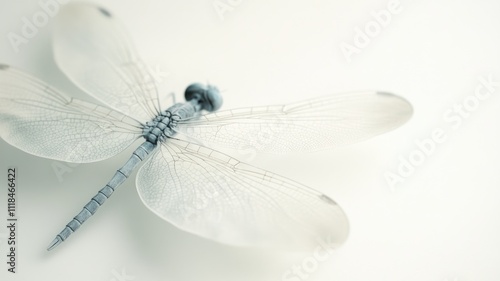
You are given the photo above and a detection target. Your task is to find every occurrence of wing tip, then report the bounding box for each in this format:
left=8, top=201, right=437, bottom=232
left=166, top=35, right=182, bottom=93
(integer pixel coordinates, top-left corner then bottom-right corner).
left=377, top=91, right=414, bottom=119
left=318, top=194, right=350, bottom=247
left=0, top=64, right=10, bottom=70
left=98, top=7, right=113, bottom=18
left=319, top=194, right=337, bottom=206
left=376, top=91, right=397, bottom=97
left=59, top=2, right=113, bottom=19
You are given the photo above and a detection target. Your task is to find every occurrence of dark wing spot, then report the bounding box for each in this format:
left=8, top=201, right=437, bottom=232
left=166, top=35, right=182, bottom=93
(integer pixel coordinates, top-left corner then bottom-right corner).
left=377, top=92, right=396, bottom=97
left=0, top=64, right=10, bottom=70
left=98, top=7, right=112, bottom=18
left=319, top=194, right=337, bottom=205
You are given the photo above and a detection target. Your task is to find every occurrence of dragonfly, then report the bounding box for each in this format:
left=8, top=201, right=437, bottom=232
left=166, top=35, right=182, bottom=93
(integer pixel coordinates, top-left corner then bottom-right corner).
left=0, top=3, right=412, bottom=251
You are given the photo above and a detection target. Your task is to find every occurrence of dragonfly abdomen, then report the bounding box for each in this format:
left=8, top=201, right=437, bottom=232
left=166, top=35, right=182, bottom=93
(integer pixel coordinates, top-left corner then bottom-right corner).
left=47, top=141, right=156, bottom=250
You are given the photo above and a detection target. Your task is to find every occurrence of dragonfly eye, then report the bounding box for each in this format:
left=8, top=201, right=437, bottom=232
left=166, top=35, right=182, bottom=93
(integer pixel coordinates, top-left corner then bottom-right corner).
left=185, top=83, right=223, bottom=112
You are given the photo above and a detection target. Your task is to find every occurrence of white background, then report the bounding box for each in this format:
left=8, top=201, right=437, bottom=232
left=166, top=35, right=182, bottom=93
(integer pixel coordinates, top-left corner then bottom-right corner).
left=1, top=0, right=499, bottom=280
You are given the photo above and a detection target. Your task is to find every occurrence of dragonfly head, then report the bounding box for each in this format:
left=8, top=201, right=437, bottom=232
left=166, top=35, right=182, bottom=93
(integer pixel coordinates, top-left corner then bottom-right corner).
left=185, top=83, right=223, bottom=112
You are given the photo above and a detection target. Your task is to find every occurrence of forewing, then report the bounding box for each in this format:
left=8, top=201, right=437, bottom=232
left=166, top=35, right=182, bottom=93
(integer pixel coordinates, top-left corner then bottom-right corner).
left=53, top=2, right=165, bottom=121
left=0, top=65, right=142, bottom=163
left=177, top=91, right=413, bottom=153
left=136, top=138, right=349, bottom=249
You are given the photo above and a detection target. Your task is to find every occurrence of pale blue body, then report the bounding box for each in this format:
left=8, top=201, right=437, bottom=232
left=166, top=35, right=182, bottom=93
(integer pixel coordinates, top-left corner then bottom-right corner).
left=48, top=84, right=222, bottom=250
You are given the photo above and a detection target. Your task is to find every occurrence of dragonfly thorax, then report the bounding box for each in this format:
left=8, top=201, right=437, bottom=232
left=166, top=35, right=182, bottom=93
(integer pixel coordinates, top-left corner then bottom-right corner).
left=142, top=111, right=179, bottom=144
left=141, top=83, right=223, bottom=145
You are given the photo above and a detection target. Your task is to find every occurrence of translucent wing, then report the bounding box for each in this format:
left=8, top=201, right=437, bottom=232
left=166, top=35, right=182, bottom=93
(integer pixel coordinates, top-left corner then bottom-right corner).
left=177, top=92, right=413, bottom=153
left=53, top=2, right=165, bottom=122
left=136, top=138, right=349, bottom=249
left=0, top=65, right=142, bottom=163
